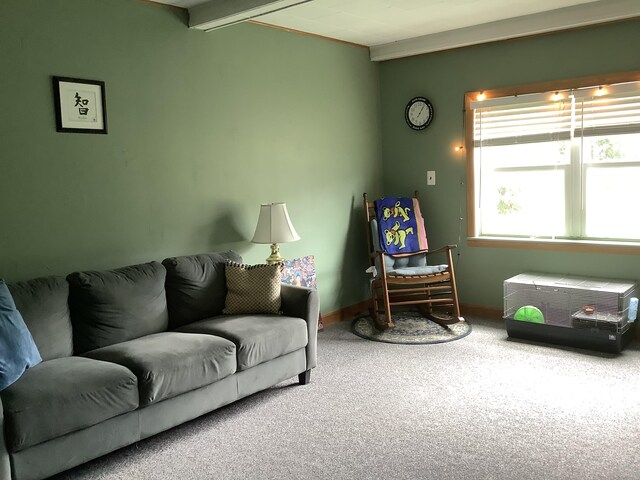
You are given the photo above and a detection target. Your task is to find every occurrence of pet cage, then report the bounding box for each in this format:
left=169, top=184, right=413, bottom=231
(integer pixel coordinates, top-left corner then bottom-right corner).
left=503, top=272, right=638, bottom=353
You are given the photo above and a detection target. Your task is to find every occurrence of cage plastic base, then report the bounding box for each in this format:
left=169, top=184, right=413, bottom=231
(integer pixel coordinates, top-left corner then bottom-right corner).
left=505, top=318, right=635, bottom=353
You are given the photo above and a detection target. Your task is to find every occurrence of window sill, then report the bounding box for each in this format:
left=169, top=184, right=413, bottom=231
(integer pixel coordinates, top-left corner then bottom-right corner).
left=467, top=236, right=640, bottom=255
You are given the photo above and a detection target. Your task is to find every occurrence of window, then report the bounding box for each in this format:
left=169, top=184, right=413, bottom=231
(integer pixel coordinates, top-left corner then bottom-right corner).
left=466, top=74, right=640, bottom=247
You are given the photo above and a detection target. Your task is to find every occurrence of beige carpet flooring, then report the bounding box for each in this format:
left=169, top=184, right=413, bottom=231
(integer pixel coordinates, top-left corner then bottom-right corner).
left=52, top=318, right=640, bottom=480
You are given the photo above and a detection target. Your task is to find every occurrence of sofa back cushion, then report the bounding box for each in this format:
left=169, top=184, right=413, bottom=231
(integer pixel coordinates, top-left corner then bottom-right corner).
left=67, top=262, right=168, bottom=354
left=162, top=251, right=242, bottom=329
left=8, top=276, right=73, bottom=361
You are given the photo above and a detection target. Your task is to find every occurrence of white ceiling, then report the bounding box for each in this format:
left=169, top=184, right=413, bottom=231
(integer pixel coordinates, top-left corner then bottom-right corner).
left=151, top=0, right=640, bottom=60
left=258, top=0, right=599, bottom=46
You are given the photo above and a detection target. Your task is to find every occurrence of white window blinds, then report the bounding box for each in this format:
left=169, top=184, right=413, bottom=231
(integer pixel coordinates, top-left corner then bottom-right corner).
left=576, top=92, right=640, bottom=137
left=472, top=82, right=640, bottom=147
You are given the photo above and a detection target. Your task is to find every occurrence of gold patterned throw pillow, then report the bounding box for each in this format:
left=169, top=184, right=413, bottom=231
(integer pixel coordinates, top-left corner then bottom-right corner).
left=223, top=261, right=282, bottom=315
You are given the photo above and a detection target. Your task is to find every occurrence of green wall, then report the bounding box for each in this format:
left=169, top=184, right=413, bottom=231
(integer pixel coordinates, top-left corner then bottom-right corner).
left=0, top=0, right=382, bottom=313
left=379, top=20, right=640, bottom=309
left=3, top=1, right=636, bottom=315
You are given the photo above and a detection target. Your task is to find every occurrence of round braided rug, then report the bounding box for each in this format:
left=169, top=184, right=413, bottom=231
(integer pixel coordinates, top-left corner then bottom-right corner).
left=351, top=310, right=472, bottom=345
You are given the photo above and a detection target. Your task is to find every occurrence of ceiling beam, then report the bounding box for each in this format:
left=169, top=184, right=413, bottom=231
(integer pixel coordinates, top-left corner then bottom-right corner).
left=189, top=0, right=313, bottom=31
left=370, top=0, right=640, bottom=62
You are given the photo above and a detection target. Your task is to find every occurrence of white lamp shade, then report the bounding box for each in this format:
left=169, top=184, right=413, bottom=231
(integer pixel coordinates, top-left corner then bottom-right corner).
left=251, top=203, right=300, bottom=244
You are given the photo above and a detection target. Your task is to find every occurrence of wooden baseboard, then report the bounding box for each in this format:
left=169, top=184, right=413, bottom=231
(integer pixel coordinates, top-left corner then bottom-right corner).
left=459, top=303, right=640, bottom=340
left=321, top=300, right=370, bottom=327
left=460, top=303, right=503, bottom=320
left=322, top=300, right=640, bottom=344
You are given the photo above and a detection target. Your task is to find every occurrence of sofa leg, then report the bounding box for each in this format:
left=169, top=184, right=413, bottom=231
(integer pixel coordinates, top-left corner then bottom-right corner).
left=298, top=370, right=311, bottom=385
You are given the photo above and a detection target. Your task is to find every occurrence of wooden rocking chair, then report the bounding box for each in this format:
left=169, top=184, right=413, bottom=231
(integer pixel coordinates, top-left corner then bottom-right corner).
left=363, top=191, right=464, bottom=329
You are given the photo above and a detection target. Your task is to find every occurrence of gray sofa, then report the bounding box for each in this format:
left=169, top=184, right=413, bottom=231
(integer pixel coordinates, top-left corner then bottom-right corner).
left=0, top=251, right=319, bottom=480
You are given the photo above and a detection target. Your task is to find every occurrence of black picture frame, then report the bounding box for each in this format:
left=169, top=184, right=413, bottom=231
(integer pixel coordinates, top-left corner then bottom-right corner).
left=52, top=76, right=108, bottom=134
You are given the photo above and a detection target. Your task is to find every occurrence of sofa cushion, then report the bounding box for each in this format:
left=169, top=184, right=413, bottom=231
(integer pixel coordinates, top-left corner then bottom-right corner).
left=223, top=262, right=282, bottom=315
left=8, top=275, right=73, bottom=360
left=83, top=332, right=237, bottom=406
left=0, top=356, right=138, bottom=453
left=0, top=281, right=42, bottom=391
left=162, top=251, right=242, bottom=329
left=177, top=315, right=307, bottom=371
left=67, top=261, right=169, bottom=354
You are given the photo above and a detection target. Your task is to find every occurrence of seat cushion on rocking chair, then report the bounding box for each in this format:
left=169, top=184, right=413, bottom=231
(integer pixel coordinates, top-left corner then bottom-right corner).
left=388, top=265, right=449, bottom=276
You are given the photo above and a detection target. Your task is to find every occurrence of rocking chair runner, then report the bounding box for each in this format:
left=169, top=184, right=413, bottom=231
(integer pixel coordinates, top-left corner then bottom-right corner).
left=363, top=191, right=464, bottom=329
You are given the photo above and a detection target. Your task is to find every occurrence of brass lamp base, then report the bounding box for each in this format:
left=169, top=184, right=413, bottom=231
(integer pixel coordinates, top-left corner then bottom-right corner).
left=265, top=243, right=285, bottom=264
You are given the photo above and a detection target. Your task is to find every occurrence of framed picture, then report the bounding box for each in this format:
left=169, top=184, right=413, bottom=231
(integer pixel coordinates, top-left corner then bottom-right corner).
left=52, top=76, right=107, bottom=134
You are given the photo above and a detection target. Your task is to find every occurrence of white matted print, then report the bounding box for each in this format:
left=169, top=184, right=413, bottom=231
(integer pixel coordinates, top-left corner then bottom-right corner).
left=53, top=77, right=107, bottom=134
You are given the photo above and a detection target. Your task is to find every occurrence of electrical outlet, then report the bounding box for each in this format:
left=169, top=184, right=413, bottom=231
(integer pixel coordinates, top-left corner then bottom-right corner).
left=427, top=170, right=436, bottom=185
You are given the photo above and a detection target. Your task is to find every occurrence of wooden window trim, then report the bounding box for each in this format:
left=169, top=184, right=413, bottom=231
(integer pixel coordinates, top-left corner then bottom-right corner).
left=464, top=70, right=640, bottom=254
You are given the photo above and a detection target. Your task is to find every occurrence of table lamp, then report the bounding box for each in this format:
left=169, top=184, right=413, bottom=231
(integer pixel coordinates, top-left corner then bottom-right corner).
left=251, top=203, right=300, bottom=264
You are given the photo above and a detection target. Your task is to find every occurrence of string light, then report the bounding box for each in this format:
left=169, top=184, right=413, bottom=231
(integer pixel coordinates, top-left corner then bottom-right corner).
left=455, top=145, right=464, bottom=152
left=595, top=86, right=606, bottom=96
left=551, top=91, right=562, bottom=101
left=477, top=91, right=486, bottom=101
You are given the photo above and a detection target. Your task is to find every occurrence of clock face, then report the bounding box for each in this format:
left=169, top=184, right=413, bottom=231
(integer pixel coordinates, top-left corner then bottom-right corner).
left=405, top=97, right=434, bottom=130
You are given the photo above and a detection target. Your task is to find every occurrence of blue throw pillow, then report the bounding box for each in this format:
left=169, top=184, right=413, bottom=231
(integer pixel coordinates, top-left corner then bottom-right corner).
left=0, top=280, right=42, bottom=391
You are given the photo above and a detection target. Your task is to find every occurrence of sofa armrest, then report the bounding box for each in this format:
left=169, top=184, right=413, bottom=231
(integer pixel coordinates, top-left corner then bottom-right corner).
left=0, top=396, right=11, bottom=480
left=280, top=284, right=320, bottom=370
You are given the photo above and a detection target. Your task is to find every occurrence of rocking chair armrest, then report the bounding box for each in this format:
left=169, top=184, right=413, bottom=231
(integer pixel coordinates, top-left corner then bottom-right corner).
left=425, top=244, right=457, bottom=255
left=370, top=250, right=390, bottom=277
left=370, top=249, right=385, bottom=259
left=386, top=249, right=428, bottom=258
left=372, top=245, right=456, bottom=258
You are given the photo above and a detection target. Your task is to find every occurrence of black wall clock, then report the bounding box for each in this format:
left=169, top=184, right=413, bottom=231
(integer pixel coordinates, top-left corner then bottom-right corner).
left=405, top=96, right=434, bottom=130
